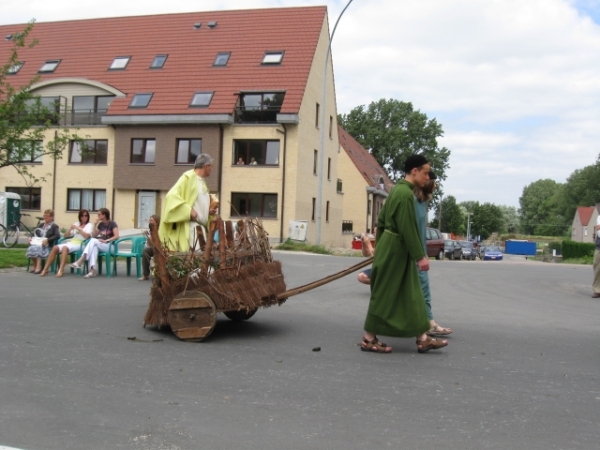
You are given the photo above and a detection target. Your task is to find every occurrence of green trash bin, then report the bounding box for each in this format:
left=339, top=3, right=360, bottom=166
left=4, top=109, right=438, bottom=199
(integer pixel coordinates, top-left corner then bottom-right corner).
left=0, top=192, right=22, bottom=228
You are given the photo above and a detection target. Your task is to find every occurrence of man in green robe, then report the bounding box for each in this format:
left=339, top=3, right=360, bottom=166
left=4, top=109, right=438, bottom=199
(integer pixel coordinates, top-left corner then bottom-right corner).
left=159, top=154, right=216, bottom=251
left=361, top=154, right=448, bottom=354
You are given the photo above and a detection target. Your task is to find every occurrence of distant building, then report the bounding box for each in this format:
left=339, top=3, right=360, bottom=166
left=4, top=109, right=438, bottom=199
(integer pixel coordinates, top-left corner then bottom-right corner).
left=337, top=126, right=392, bottom=245
left=571, top=205, right=596, bottom=243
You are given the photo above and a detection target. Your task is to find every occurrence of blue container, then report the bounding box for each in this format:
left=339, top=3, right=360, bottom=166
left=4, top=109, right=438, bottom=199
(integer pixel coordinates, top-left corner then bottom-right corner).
left=505, top=240, right=536, bottom=256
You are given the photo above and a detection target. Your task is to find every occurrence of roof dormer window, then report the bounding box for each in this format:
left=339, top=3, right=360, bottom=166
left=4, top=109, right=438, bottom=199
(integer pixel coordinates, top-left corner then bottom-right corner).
left=129, top=93, right=153, bottom=108
left=150, top=55, right=167, bottom=69
left=261, top=51, right=284, bottom=65
left=39, top=60, right=60, bottom=73
left=189, top=92, right=214, bottom=108
left=213, top=52, right=230, bottom=66
left=109, top=56, right=131, bottom=70
left=8, top=62, right=23, bottom=74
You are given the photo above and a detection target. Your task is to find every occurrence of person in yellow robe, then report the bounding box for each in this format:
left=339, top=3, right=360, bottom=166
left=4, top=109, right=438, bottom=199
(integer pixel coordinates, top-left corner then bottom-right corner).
left=159, top=154, right=217, bottom=251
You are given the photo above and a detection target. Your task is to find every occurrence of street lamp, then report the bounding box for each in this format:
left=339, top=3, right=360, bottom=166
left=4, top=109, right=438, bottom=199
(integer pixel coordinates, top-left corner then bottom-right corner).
left=315, top=0, right=355, bottom=245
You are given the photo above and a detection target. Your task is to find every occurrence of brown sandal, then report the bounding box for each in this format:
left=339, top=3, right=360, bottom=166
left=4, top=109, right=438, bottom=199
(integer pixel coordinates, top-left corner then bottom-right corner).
left=360, top=337, right=392, bottom=353
left=416, top=336, right=448, bottom=353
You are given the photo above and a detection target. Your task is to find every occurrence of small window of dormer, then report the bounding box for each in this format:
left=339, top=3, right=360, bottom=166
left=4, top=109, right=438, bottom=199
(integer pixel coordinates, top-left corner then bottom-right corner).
left=189, top=92, right=214, bottom=108
left=8, top=62, right=23, bottom=74
left=213, top=52, right=230, bottom=66
left=109, top=56, right=131, bottom=70
left=39, top=60, right=60, bottom=73
left=262, top=51, right=284, bottom=65
left=129, top=93, right=153, bottom=108
left=150, top=55, right=167, bottom=69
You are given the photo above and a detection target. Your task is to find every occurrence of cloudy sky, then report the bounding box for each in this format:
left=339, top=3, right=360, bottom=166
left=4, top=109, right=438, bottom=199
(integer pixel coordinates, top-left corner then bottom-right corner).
left=4, top=0, right=600, bottom=208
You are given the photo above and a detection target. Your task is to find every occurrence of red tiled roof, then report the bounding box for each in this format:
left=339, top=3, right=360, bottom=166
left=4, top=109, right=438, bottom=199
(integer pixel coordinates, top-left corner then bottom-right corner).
left=338, top=125, right=393, bottom=191
left=0, top=6, right=326, bottom=116
left=578, top=206, right=594, bottom=226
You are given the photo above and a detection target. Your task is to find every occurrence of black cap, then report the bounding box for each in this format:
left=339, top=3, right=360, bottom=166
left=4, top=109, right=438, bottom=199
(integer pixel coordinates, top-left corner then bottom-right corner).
left=403, top=154, right=429, bottom=173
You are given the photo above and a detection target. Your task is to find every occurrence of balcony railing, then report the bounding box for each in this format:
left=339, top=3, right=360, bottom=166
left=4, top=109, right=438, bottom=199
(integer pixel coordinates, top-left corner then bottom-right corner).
left=234, top=106, right=281, bottom=124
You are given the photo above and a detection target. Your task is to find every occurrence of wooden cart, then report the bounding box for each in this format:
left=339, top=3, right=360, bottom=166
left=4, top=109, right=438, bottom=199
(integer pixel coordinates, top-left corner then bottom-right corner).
left=143, top=217, right=372, bottom=342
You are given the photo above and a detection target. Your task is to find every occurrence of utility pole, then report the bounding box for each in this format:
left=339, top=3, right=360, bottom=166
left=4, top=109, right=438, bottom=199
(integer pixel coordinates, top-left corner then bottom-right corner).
left=438, top=196, right=443, bottom=230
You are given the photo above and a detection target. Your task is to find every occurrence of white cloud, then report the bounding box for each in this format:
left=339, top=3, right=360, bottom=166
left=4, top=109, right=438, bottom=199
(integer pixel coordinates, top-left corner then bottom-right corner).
left=3, top=0, right=600, bottom=207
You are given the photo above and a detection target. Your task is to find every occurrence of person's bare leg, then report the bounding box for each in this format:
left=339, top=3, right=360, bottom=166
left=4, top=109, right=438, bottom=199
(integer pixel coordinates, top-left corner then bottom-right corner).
left=357, top=272, right=371, bottom=284
left=361, top=331, right=392, bottom=352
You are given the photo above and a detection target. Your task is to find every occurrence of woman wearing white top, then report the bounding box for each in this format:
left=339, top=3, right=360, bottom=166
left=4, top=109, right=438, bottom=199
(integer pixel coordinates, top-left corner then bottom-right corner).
left=41, top=209, right=93, bottom=278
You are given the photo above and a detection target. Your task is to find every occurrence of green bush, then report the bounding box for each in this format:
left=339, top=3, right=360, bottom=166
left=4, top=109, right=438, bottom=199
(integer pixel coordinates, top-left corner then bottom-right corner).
left=562, top=240, right=594, bottom=259
left=275, top=238, right=332, bottom=255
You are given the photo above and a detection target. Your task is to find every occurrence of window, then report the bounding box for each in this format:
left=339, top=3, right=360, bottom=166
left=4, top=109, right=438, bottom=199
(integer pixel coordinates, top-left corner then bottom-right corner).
left=233, top=140, right=279, bottom=166
left=69, top=140, right=108, bottom=164
left=213, top=52, right=230, bottom=66
left=67, top=189, right=106, bottom=212
left=129, top=93, right=153, bottom=108
left=262, top=51, right=284, bottom=65
left=315, top=103, right=320, bottom=128
left=109, top=56, right=130, bottom=70
left=313, top=150, right=318, bottom=175
left=189, top=92, right=213, bottom=108
left=150, top=55, right=167, bottom=69
left=39, top=60, right=60, bottom=73
left=337, top=179, right=343, bottom=193
left=131, top=139, right=156, bottom=164
left=312, top=198, right=316, bottom=221
left=236, top=92, right=285, bottom=123
left=23, top=96, right=62, bottom=126
left=326, top=201, right=330, bottom=222
left=71, top=95, right=114, bottom=125
left=8, top=62, right=23, bottom=74
left=11, top=140, right=43, bottom=163
left=342, top=220, right=354, bottom=234
left=230, top=193, right=278, bottom=218
left=329, top=115, right=333, bottom=139
left=176, top=139, right=202, bottom=164
left=6, top=187, right=41, bottom=210
left=327, top=158, right=331, bottom=180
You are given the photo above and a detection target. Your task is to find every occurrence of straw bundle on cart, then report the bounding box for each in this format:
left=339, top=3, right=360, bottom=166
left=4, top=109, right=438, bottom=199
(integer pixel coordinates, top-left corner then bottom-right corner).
left=143, top=217, right=287, bottom=340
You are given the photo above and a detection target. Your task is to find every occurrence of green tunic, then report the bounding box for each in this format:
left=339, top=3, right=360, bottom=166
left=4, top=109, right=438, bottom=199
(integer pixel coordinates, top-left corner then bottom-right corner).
left=363, top=180, right=430, bottom=337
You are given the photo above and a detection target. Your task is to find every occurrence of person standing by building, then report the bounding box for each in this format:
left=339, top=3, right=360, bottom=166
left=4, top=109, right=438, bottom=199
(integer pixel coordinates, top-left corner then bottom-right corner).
left=159, top=154, right=217, bottom=251
left=360, top=154, right=448, bottom=354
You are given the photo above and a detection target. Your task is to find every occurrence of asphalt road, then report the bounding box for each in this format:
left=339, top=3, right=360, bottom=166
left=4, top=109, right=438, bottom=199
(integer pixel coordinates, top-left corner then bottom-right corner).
left=0, top=253, right=598, bottom=450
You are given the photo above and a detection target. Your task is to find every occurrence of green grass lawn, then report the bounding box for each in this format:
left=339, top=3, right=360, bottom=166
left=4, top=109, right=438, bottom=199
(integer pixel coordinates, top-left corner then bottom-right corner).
left=0, top=247, right=28, bottom=269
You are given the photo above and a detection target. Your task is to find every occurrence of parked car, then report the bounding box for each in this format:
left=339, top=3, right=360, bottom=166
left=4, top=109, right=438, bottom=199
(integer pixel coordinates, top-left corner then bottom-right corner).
left=444, top=240, right=463, bottom=260
left=477, top=245, right=487, bottom=259
left=458, top=240, right=477, bottom=260
left=483, top=245, right=503, bottom=261
left=426, top=227, right=445, bottom=260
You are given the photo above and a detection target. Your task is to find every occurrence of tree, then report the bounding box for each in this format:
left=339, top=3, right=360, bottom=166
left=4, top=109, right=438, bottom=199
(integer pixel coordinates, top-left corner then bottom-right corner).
left=556, top=156, right=600, bottom=223
left=432, top=195, right=464, bottom=234
left=0, top=21, right=80, bottom=185
left=338, top=99, right=451, bottom=194
left=470, top=202, right=503, bottom=240
left=498, top=205, right=520, bottom=234
left=519, top=179, right=568, bottom=236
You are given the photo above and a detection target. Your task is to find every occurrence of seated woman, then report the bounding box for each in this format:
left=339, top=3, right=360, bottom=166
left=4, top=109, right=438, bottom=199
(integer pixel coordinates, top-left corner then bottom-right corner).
left=27, top=209, right=61, bottom=274
left=70, top=207, right=119, bottom=278
left=41, top=209, right=93, bottom=277
left=139, top=214, right=160, bottom=281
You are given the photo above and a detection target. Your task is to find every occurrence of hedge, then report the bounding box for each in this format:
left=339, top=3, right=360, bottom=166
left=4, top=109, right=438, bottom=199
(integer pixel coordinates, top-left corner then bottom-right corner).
left=561, top=240, right=595, bottom=259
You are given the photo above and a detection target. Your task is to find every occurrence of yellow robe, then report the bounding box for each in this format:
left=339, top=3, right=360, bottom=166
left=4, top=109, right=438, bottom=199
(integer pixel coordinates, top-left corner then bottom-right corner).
left=159, top=169, right=207, bottom=251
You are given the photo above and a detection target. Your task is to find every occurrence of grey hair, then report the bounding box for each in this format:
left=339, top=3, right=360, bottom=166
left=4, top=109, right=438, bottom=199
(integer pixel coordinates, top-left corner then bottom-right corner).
left=194, top=153, right=213, bottom=169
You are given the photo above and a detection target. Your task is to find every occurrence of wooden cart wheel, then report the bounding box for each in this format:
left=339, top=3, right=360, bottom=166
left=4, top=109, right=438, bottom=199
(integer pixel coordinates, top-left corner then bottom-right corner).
left=223, top=308, right=258, bottom=322
left=168, top=290, right=216, bottom=342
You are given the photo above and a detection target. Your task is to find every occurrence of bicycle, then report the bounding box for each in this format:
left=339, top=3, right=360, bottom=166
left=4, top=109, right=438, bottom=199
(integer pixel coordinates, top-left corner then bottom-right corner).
left=2, top=212, right=44, bottom=248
